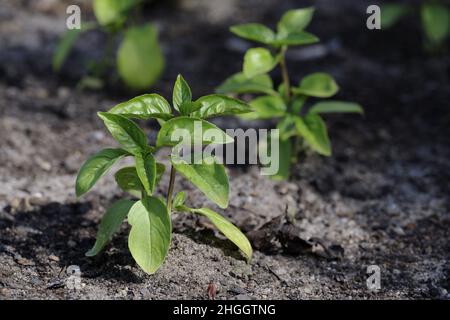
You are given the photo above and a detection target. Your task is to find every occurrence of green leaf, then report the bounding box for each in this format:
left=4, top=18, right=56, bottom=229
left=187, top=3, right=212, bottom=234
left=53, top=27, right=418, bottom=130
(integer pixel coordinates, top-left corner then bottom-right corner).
left=85, top=199, right=135, bottom=256
left=269, top=138, right=292, bottom=181
left=53, top=29, right=82, bottom=71
left=157, top=117, right=233, bottom=147
left=97, top=112, right=148, bottom=155
left=117, top=24, right=164, bottom=90
left=173, top=74, right=192, bottom=112
left=292, top=95, right=307, bottom=114
left=128, top=196, right=171, bottom=274
left=230, top=23, right=276, bottom=44
left=277, top=115, right=297, bottom=140
left=115, top=166, right=143, bottom=198
left=271, top=31, right=320, bottom=47
left=216, top=72, right=275, bottom=95
left=156, top=163, right=166, bottom=184
left=135, top=152, right=156, bottom=195
left=173, top=191, right=187, bottom=209
left=294, top=114, right=331, bottom=156
left=109, top=94, right=173, bottom=121
left=191, top=208, right=252, bottom=261
left=277, top=7, right=315, bottom=35
left=76, top=148, right=128, bottom=197
left=308, top=101, right=364, bottom=115
left=421, top=4, right=450, bottom=45
left=171, top=155, right=229, bottom=209
left=191, top=94, right=253, bottom=119
left=245, top=95, right=286, bottom=119
left=292, top=73, right=339, bottom=98
left=93, top=0, right=138, bottom=26
left=381, top=4, right=411, bottom=29
left=243, top=48, right=277, bottom=78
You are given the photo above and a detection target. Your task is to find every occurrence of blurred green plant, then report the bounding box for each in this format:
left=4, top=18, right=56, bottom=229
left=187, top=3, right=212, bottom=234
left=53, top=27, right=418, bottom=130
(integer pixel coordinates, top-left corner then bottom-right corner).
left=75, top=75, right=253, bottom=274
left=53, top=0, right=164, bottom=91
left=216, top=7, right=363, bottom=180
left=381, top=1, right=450, bottom=50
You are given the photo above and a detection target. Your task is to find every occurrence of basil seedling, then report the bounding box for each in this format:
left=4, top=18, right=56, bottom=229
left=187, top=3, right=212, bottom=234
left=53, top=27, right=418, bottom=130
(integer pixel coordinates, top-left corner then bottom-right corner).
left=54, top=0, right=164, bottom=90
left=381, top=1, right=449, bottom=50
left=217, top=7, right=363, bottom=180
left=76, top=75, right=253, bottom=274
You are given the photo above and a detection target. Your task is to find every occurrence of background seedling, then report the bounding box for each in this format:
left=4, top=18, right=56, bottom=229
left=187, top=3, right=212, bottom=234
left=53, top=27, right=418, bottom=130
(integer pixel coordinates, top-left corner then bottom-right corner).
left=53, top=0, right=164, bottom=91
left=75, top=75, right=253, bottom=274
left=217, top=7, right=363, bottom=180
left=381, top=0, right=450, bottom=50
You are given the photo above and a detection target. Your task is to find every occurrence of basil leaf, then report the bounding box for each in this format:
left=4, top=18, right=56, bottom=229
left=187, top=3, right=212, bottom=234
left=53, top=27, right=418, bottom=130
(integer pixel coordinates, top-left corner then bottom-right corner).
left=294, top=114, right=331, bottom=156
left=97, top=112, right=148, bottom=155
left=191, top=94, right=253, bottom=119
left=271, top=31, right=319, bottom=47
left=76, top=148, right=128, bottom=197
left=216, top=72, right=276, bottom=95
left=243, top=48, right=277, bottom=78
left=171, top=155, right=229, bottom=209
left=85, top=199, right=135, bottom=256
left=308, top=101, right=364, bottom=115
left=109, top=94, right=172, bottom=121
left=115, top=166, right=143, bottom=198
left=191, top=208, right=252, bottom=261
left=128, top=196, right=171, bottom=274
left=292, top=73, right=339, bottom=98
left=230, top=23, right=276, bottom=44
left=421, top=4, right=450, bottom=45
left=135, top=152, right=156, bottom=195
left=277, top=7, right=315, bottom=35
left=117, top=24, right=164, bottom=90
left=173, top=74, right=192, bottom=112
left=157, top=117, right=233, bottom=147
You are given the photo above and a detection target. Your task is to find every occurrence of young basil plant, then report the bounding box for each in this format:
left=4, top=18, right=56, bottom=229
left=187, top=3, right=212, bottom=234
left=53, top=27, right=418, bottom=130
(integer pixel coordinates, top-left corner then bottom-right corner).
left=76, top=75, right=253, bottom=274
left=381, top=1, right=450, bottom=50
left=217, top=7, right=364, bottom=180
left=53, top=0, right=164, bottom=90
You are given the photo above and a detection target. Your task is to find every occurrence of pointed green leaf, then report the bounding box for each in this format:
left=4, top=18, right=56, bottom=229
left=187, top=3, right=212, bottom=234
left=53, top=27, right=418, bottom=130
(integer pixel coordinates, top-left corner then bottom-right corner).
left=157, top=117, right=233, bottom=147
left=277, top=7, right=315, bottom=35
left=93, top=0, right=138, bottom=26
left=109, top=94, right=173, bottom=121
left=53, top=29, right=81, bottom=71
left=117, top=24, right=164, bottom=90
left=76, top=148, right=128, bottom=197
left=85, top=199, right=135, bottom=257
left=381, top=4, right=411, bottom=29
left=244, top=95, right=286, bottom=119
left=308, top=101, right=364, bottom=115
left=173, top=191, right=187, bottom=209
left=191, top=208, right=252, bottom=261
left=271, top=31, right=319, bottom=47
left=173, top=74, right=192, bottom=112
left=216, top=72, right=275, bottom=95
left=421, top=4, right=450, bottom=45
left=243, top=48, right=278, bottom=78
left=115, top=166, right=143, bottom=198
left=230, top=23, right=276, bottom=44
left=97, top=112, right=147, bottom=155
left=292, top=73, right=339, bottom=98
left=294, top=114, right=331, bottom=156
left=128, top=196, right=171, bottom=274
left=171, top=155, right=229, bottom=209
left=135, top=152, right=156, bottom=195
left=191, top=94, right=253, bottom=119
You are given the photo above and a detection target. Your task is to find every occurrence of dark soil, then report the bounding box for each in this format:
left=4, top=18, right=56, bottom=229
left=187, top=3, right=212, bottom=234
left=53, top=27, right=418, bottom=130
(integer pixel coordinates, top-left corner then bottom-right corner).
left=0, top=0, right=449, bottom=299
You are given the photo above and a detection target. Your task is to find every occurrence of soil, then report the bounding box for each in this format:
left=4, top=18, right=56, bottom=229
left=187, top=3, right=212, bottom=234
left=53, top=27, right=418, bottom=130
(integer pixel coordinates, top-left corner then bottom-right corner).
left=0, top=0, right=449, bottom=300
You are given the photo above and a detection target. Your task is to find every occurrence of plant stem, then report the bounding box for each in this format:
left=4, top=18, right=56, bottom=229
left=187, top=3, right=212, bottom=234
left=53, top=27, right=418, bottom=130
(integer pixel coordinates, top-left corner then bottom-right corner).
left=279, top=46, right=291, bottom=103
left=166, top=165, right=176, bottom=213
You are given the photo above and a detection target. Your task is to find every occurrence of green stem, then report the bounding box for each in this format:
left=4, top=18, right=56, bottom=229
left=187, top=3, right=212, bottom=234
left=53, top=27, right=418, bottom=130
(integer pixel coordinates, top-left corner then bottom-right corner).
left=166, top=165, right=176, bottom=213
left=279, top=46, right=291, bottom=104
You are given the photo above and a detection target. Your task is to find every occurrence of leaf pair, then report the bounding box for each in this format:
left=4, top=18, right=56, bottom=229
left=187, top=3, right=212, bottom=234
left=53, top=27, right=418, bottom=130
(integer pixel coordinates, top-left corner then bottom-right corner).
left=230, top=8, right=319, bottom=48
